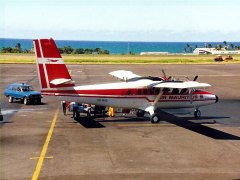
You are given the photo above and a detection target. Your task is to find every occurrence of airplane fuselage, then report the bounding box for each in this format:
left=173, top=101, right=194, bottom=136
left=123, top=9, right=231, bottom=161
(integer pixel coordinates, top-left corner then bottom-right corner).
left=41, top=81, right=217, bottom=109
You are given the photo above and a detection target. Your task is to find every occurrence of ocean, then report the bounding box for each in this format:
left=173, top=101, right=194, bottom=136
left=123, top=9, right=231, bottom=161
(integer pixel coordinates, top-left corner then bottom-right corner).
left=0, top=38, right=240, bottom=54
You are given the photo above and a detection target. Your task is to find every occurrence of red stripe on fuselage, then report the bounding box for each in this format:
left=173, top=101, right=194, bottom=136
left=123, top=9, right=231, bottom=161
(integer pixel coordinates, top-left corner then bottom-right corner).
left=38, top=64, right=47, bottom=88
left=40, top=38, right=61, bottom=58
left=41, top=93, right=214, bottom=103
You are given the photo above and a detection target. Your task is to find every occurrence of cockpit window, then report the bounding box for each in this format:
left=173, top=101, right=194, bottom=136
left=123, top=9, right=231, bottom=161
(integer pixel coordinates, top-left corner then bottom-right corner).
left=180, top=88, right=188, bottom=94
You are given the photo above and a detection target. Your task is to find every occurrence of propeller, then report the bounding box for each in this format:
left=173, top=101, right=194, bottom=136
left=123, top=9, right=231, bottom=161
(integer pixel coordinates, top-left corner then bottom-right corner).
left=162, top=69, right=167, bottom=79
left=185, top=75, right=198, bottom=81
left=162, top=69, right=172, bottom=81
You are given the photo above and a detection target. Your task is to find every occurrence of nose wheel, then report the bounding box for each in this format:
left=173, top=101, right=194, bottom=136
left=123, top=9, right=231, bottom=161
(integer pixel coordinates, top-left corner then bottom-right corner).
left=194, top=109, right=201, bottom=119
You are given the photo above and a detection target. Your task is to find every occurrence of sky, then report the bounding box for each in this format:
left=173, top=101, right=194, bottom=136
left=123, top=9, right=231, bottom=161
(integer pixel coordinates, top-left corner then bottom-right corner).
left=1, top=0, right=240, bottom=41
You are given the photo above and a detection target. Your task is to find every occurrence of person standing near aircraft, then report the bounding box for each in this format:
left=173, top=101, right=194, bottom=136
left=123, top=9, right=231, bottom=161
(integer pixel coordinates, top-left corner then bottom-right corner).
left=61, top=100, right=67, bottom=115
left=70, top=102, right=78, bottom=119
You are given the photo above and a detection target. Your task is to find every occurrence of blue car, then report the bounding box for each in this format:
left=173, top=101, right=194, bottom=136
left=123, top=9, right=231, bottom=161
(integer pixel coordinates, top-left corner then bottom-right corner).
left=4, top=83, right=42, bottom=105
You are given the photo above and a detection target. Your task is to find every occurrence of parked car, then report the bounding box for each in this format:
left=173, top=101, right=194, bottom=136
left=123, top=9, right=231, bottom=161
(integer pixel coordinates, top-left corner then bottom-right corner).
left=214, top=55, right=224, bottom=62
left=4, top=83, right=42, bottom=105
left=225, top=55, right=233, bottom=60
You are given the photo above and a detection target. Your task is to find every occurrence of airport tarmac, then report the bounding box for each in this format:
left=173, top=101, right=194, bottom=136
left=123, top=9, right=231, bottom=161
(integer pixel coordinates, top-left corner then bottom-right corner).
left=0, top=64, right=240, bottom=180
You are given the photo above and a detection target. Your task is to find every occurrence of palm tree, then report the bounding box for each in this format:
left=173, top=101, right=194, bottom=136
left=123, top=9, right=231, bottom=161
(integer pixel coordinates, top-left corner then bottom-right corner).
left=185, top=44, right=192, bottom=53
left=207, top=44, right=212, bottom=48
left=230, top=44, right=234, bottom=50
left=223, top=41, right=227, bottom=49
left=215, top=45, right=222, bottom=50
left=15, top=43, right=22, bottom=52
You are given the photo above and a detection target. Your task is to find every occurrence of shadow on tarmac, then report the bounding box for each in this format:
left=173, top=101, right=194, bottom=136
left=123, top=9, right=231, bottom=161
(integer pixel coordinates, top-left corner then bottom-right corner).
left=74, top=110, right=240, bottom=140
left=156, top=109, right=240, bottom=140
left=75, top=116, right=105, bottom=128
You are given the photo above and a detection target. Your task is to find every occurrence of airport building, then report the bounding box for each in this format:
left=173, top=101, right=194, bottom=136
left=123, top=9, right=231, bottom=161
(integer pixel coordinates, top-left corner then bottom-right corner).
left=193, top=48, right=240, bottom=55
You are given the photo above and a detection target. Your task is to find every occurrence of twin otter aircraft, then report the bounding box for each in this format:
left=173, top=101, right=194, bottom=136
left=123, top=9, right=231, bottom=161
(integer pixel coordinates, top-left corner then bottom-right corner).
left=33, top=38, right=218, bottom=123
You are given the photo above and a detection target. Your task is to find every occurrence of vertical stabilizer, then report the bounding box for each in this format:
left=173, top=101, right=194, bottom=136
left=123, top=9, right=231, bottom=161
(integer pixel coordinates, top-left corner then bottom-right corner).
left=33, top=38, right=75, bottom=90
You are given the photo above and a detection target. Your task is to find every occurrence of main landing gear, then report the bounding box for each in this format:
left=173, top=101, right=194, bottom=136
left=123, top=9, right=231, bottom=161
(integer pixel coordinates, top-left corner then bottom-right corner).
left=136, top=110, right=145, bottom=117
left=194, top=108, right=201, bottom=119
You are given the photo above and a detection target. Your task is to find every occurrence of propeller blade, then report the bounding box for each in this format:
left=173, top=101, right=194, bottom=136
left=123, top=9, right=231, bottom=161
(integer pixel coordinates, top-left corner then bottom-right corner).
left=193, top=75, right=198, bottom=81
left=162, top=69, right=167, bottom=79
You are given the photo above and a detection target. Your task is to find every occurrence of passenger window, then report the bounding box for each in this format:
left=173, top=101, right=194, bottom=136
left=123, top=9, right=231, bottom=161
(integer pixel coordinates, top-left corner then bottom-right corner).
left=172, top=88, right=179, bottom=95
left=150, top=88, right=154, bottom=95
left=137, top=89, right=141, bottom=95
left=163, top=88, right=170, bottom=92
left=143, top=89, right=148, bottom=95
left=180, top=88, right=188, bottom=94
left=155, top=88, right=160, bottom=95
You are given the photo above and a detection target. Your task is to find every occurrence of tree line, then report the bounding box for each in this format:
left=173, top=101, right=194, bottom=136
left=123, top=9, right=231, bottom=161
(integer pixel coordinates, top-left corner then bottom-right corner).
left=0, top=43, right=110, bottom=54
left=1, top=43, right=31, bottom=53
left=58, top=46, right=109, bottom=54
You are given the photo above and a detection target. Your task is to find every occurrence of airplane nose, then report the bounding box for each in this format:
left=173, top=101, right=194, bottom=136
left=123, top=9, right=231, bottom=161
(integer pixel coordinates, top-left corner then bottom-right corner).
left=215, top=95, right=219, bottom=103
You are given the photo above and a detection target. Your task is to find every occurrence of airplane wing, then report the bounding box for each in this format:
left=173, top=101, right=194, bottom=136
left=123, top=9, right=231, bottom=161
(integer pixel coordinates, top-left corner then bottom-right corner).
left=109, top=70, right=141, bottom=81
left=152, top=81, right=211, bottom=89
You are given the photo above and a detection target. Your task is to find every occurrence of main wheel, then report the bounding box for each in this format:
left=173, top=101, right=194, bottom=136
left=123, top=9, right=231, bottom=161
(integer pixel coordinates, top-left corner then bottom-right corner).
left=136, top=110, right=145, bottom=117
left=36, top=99, right=41, bottom=105
left=150, top=114, right=161, bottom=124
left=8, top=96, right=13, bottom=103
left=23, top=97, right=28, bottom=105
left=194, top=109, right=201, bottom=119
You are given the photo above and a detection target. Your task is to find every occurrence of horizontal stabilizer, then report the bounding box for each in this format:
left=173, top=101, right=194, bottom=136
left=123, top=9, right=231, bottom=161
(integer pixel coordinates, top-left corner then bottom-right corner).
left=109, top=70, right=140, bottom=81
left=50, top=78, right=75, bottom=85
left=152, top=81, right=211, bottom=89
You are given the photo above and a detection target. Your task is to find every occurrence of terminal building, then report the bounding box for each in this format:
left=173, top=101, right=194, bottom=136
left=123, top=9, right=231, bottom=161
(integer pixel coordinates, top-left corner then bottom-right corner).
left=193, top=48, right=240, bottom=55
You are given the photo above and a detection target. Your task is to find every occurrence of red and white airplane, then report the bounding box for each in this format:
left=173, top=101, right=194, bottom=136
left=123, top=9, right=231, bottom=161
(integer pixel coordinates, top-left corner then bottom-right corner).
left=33, top=38, right=218, bottom=123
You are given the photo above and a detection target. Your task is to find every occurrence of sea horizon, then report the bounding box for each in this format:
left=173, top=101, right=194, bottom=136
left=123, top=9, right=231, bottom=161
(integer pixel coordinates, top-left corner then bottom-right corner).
left=1, top=38, right=240, bottom=54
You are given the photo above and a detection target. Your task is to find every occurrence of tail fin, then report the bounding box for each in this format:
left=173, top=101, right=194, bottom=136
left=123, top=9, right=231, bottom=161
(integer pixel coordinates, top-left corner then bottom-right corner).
left=33, top=38, right=75, bottom=90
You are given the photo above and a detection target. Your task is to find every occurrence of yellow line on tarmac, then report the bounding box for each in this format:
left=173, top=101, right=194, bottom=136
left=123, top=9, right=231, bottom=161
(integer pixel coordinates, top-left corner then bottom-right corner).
left=32, top=108, right=59, bottom=180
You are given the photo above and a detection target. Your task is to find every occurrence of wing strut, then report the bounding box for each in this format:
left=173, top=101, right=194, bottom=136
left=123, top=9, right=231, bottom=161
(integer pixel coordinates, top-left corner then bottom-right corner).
left=153, top=89, right=163, bottom=106
left=145, top=89, right=163, bottom=116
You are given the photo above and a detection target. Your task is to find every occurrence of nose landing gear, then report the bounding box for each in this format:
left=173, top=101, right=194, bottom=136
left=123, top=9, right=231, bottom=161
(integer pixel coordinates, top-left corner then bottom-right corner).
left=150, top=113, right=161, bottom=123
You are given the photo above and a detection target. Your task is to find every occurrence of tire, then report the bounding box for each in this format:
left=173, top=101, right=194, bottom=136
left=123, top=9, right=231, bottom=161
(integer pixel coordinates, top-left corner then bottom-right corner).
left=8, top=96, right=13, bottom=103
left=36, top=99, right=41, bottom=105
left=150, top=114, right=161, bottom=124
left=194, top=109, right=201, bottom=119
left=136, top=110, right=145, bottom=117
left=76, top=112, right=80, bottom=119
left=23, top=97, right=28, bottom=105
